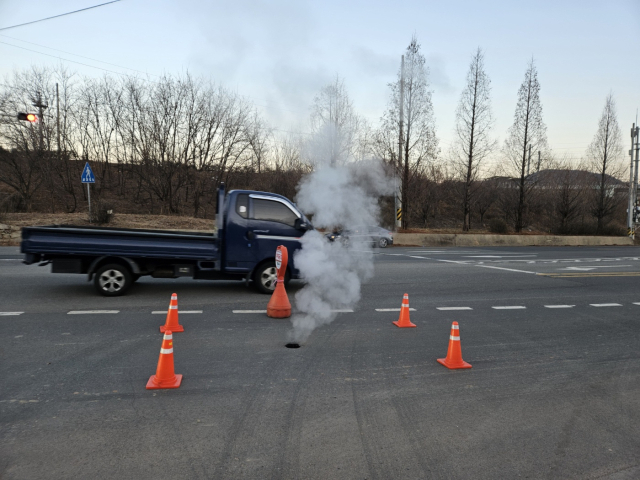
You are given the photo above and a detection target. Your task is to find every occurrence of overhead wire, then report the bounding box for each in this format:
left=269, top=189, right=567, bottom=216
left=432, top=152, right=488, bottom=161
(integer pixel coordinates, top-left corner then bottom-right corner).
left=0, top=1, right=122, bottom=31
left=0, top=33, right=161, bottom=78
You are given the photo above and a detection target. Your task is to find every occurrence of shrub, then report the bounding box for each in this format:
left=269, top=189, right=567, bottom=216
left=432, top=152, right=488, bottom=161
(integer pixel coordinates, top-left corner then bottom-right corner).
left=90, top=201, right=114, bottom=224
left=488, top=218, right=509, bottom=234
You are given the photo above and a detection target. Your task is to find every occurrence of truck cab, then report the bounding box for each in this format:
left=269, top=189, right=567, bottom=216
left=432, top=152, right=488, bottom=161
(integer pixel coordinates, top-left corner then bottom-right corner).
left=222, top=189, right=313, bottom=292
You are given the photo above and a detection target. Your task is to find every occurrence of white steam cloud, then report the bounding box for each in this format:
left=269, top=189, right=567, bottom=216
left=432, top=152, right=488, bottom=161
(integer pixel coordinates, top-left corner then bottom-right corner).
left=289, top=158, right=392, bottom=343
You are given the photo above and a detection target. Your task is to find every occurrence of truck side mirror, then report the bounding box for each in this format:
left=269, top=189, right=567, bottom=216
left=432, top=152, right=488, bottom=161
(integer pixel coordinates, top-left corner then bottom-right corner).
left=295, top=218, right=309, bottom=231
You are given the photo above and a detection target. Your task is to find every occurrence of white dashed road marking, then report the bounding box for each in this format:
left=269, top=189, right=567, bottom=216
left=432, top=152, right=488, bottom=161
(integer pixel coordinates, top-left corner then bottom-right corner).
left=67, top=310, right=119, bottom=314
left=589, top=303, right=622, bottom=307
left=0, top=312, right=23, bottom=316
left=409, top=256, right=427, bottom=259
left=152, top=310, right=203, bottom=314
left=544, top=305, right=575, bottom=309
left=476, top=265, right=538, bottom=274
left=233, top=310, right=267, bottom=314
left=436, top=307, right=473, bottom=311
left=492, top=306, right=526, bottom=310
left=375, top=308, right=417, bottom=312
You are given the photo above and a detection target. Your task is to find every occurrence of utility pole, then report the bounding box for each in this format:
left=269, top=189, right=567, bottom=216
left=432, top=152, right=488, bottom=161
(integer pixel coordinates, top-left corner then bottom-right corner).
left=536, top=150, right=541, bottom=172
left=628, top=124, right=638, bottom=238
left=33, top=91, right=53, bottom=211
left=32, top=91, right=48, bottom=151
left=56, top=83, right=61, bottom=160
left=395, top=55, right=404, bottom=230
left=635, top=124, right=640, bottom=231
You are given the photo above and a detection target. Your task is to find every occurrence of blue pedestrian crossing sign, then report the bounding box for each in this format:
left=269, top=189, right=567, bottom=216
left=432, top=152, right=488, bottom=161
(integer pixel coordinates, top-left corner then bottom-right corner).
left=81, top=162, right=95, bottom=183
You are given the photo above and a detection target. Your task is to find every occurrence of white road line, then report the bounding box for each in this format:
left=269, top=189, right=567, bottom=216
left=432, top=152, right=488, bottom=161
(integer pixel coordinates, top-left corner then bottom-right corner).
left=544, top=305, right=575, bottom=309
left=492, top=306, right=526, bottom=310
left=408, top=256, right=427, bottom=259
left=0, top=312, right=23, bottom=316
left=569, top=265, right=631, bottom=268
left=151, top=310, right=203, bottom=314
left=589, top=303, right=622, bottom=307
left=375, top=308, right=417, bottom=312
left=435, top=259, right=469, bottom=264
left=476, top=265, right=538, bottom=274
left=67, top=310, right=119, bottom=314
left=436, top=307, right=472, bottom=311
left=233, top=309, right=353, bottom=314
left=632, top=303, right=640, bottom=306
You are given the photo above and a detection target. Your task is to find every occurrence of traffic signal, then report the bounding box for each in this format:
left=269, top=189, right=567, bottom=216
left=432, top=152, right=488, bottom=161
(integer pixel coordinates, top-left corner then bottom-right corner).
left=17, top=112, right=37, bottom=122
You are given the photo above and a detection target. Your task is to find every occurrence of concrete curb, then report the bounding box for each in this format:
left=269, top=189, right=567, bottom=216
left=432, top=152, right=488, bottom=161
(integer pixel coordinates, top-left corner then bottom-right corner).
left=393, top=233, right=634, bottom=247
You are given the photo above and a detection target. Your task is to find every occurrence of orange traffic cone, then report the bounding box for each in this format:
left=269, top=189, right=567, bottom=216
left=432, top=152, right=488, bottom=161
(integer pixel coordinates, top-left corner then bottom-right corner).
left=393, top=293, right=416, bottom=328
left=437, top=321, right=472, bottom=369
left=146, top=330, right=183, bottom=389
left=267, top=245, right=292, bottom=318
left=160, top=293, right=184, bottom=333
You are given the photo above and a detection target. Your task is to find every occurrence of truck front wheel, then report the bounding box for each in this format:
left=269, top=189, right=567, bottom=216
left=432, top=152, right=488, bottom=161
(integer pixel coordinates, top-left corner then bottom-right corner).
left=253, top=261, right=290, bottom=294
left=94, top=263, right=132, bottom=296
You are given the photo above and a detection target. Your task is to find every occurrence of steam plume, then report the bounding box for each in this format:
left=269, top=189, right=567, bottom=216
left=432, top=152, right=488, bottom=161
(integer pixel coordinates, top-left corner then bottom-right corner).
left=289, top=157, right=392, bottom=343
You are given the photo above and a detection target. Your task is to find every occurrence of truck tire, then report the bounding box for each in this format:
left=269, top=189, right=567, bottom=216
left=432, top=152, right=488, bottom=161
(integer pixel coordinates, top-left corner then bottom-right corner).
left=94, top=263, right=132, bottom=296
left=253, top=261, right=290, bottom=294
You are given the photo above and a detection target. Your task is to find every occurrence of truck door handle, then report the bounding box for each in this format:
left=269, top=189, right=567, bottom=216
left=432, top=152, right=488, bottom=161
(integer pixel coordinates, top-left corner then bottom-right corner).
left=247, top=231, right=255, bottom=241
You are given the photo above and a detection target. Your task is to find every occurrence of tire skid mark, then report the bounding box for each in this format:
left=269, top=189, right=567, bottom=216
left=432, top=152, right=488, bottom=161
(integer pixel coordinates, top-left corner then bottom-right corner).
left=349, top=333, right=379, bottom=480
left=275, top=321, right=343, bottom=479
left=210, top=356, right=287, bottom=479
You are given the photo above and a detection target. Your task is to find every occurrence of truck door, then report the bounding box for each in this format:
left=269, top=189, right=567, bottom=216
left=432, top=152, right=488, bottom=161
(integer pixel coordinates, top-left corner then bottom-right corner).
left=248, top=195, right=303, bottom=271
left=224, top=193, right=258, bottom=272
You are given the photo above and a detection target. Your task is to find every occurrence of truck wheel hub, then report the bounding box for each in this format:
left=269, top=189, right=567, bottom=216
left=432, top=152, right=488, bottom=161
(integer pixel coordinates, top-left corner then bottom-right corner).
left=99, top=269, right=125, bottom=292
left=261, top=267, right=277, bottom=290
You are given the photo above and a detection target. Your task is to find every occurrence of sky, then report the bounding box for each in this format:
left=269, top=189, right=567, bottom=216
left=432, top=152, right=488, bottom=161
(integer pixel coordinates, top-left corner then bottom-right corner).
left=0, top=0, right=639, bottom=162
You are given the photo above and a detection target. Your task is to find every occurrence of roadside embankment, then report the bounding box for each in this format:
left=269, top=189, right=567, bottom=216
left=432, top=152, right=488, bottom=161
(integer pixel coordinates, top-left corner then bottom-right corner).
left=0, top=224, right=21, bottom=246
left=393, top=233, right=633, bottom=247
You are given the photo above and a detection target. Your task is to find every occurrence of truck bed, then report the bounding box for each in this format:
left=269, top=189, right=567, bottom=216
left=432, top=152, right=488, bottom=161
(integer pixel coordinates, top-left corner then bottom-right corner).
left=21, top=225, right=218, bottom=262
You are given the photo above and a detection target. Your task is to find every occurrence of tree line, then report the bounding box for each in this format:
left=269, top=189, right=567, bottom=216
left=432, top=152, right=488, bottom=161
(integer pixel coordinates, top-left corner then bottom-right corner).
left=0, top=37, right=628, bottom=234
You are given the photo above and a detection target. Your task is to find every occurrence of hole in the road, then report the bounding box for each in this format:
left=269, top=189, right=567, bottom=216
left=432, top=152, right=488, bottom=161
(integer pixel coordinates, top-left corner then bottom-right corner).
left=285, top=343, right=300, bottom=349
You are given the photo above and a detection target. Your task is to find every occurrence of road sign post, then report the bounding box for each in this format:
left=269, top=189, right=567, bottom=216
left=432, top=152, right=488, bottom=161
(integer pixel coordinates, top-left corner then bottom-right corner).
left=81, top=162, right=95, bottom=222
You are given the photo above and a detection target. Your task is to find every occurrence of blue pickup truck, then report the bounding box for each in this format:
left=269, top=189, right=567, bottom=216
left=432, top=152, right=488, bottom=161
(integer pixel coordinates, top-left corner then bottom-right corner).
left=21, top=185, right=312, bottom=296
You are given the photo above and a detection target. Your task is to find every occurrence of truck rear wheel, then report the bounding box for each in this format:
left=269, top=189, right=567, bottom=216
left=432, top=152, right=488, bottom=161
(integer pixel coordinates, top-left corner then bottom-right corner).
left=94, top=263, right=132, bottom=296
left=253, top=261, right=290, bottom=294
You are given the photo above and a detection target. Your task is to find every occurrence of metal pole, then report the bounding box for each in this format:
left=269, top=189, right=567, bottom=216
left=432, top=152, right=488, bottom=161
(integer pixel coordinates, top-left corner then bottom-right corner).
left=396, top=54, right=404, bottom=230
left=635, top=126, right=640, bottom=233
left=629, top=125, right=638, bottom=237
left=87, top=183, right=91, bottom=222
left=56, top=83, right=61, bottom=158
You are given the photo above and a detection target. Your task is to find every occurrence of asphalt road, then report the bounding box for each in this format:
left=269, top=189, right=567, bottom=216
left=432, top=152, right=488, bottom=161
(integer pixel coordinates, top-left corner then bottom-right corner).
left=2, top=245, right=640, bottom=479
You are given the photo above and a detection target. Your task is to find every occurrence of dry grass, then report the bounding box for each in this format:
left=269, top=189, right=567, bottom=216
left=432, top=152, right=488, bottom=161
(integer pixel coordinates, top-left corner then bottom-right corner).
left=0, top=213, right=215, bottom=246
left=4, top=212, right=214, bottom=230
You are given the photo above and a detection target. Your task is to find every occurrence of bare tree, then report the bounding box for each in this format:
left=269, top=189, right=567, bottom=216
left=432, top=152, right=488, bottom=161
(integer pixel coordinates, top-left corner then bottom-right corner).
left=503, top=59, right=548, bottom=232
left=308, top=76, right=362, bottom=166
left=377, top=36, right=439, bottom=229
left=451, top=48, right=496, bottom=230
left=587, top=94, right=624, bottom=233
